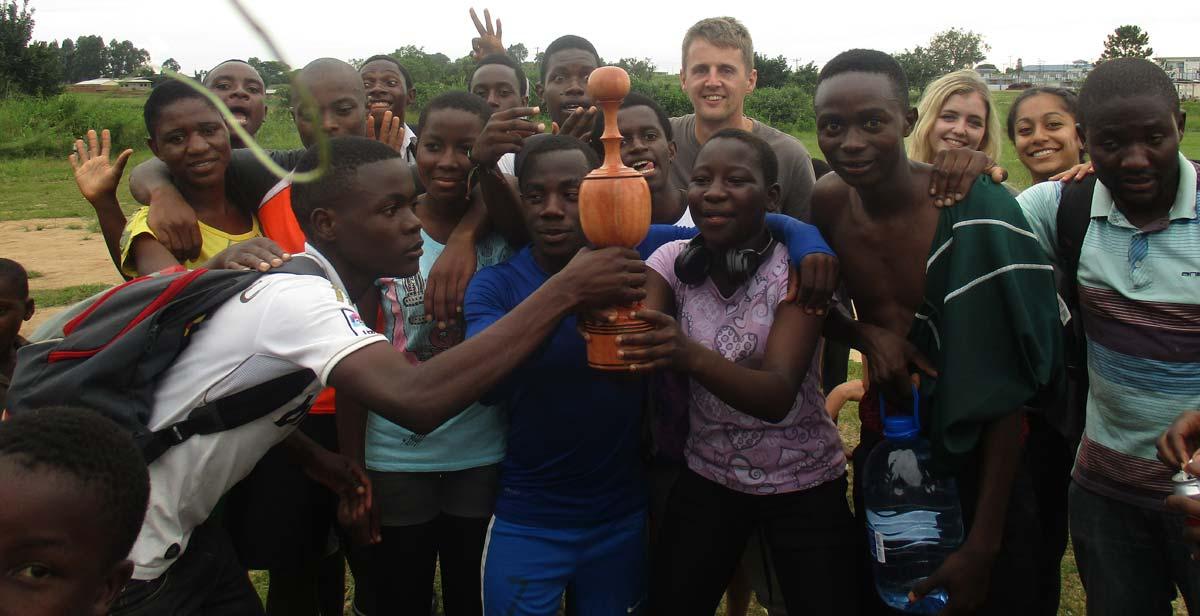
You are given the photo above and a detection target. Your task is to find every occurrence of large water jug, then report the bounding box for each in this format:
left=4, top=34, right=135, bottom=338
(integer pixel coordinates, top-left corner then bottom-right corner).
left=862, top=387, right=964, bottom=614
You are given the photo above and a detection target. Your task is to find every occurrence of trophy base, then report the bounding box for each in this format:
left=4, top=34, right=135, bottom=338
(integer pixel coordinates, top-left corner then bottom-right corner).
left=583, top=310, right=653, bottom=371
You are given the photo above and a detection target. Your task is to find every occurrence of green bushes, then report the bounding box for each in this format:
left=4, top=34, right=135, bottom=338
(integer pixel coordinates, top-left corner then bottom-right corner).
left=0, top=93, right=146, bottom=159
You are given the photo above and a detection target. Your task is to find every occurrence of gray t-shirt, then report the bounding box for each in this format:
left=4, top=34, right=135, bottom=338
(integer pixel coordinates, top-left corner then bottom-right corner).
left=669, top=114, right=816, bottom=222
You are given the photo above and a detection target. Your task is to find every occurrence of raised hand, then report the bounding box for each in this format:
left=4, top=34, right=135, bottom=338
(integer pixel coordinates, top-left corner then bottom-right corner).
left=366, top=109, right=406, bottom=153
left=69, top=129, right=133, bottom=204
left=472, top=106, right=544, bottom=167
left=929, top=148, right=1008, bottom=207
left=469, top=8, right=505, bottom=61
left=551, top=106, right=598, bottom=142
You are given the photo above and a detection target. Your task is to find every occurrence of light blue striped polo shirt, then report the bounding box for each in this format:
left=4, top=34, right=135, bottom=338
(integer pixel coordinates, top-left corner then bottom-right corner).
left=1018, top=153, right=1200, bottom=509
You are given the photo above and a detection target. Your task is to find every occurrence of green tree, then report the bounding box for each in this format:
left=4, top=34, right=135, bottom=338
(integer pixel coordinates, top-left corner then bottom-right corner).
left=615, top=57, right=656, bottom=80
left=927, top=28, right=989, bottom=72
left=506, top=42, right=528, bottom=64
left=1098, top=25, right=1153, bottom=64
left=753, top=53, right=791, bottom=89
left=895, top=28, right=989, bottom=92
left=246, top=57, right=292, bottom=85
left=0, top=0, right=61, bottom=95
left=161, top=57, right=180, bottom=74
left=788, top=60, right=819, bottom=93
left=70, top=35, right=108, bottom=80
left=106, top=39, right=149, bottom=77
left=894, top=46, right=939, bottom=93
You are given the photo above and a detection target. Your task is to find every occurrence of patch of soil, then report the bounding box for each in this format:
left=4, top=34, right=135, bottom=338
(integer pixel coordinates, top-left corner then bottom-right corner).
left=1, top=218, right=122, bottom=336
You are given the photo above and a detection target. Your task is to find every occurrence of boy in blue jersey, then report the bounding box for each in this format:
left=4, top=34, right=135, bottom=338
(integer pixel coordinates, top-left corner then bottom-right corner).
left=465, top=135, right=835, bottom=615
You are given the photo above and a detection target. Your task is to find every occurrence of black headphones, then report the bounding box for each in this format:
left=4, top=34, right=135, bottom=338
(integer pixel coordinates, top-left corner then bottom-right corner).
left=674, top=231, right=776, bottom=287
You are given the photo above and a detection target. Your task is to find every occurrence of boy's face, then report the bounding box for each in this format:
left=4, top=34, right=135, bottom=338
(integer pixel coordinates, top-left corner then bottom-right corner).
left=360, top=59, right=414, bottom=124
left=535, top=49, right=597, bottom=126
left=147, top=98, right=231, bottom=191
left=687, top=138, right=777, bottom=250
left=205, top=62, right=267, bottom=140
left=519, top=149, right=590, bottom=264
left=471, top=64, right=526, bottom=112
left=617, top=105, right=675, bottom=194
left=1083, top=95, right=1185, bottom=211
left=680, top=39, right=757, bottom=127
left=814, top=72, right=915, bottom=188
left=0, top=278, right=33, bottom=352
left=0, top=460, right=131, bottom=616
left=293, top=68, right=369, bottom=148
left=318, top=159, right=423, bottom=279
left=415, top=108, right=484, bottom=203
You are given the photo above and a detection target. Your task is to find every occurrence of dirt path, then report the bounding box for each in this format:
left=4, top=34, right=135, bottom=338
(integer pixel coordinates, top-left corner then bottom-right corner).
left=1, top=218, right=123, bottom=336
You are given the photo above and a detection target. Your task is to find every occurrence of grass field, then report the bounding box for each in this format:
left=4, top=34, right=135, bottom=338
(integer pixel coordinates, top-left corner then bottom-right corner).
left=3, top=89, right=1197, bottom=614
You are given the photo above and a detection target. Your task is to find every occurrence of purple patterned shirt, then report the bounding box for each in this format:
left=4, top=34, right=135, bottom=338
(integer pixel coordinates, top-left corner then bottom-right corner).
left=647, top=240, right=845, bottom=495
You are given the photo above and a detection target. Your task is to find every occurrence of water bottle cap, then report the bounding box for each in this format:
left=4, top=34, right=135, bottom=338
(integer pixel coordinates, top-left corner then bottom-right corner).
left=879, top=383, right=922, bottom=441
left=882, top=415, right=920, bottom=441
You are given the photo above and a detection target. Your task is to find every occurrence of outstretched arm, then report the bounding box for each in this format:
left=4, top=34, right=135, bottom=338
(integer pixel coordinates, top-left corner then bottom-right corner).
left=329, top=246, right=647, bottom=434
left=129, top=157, right=202, bottom=262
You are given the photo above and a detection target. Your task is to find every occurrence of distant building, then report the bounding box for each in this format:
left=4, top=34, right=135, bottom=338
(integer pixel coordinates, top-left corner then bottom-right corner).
left=975, top=59, right=1091, bottom=91
left=67, top=77, right=121, bottom=92
left=119, top=79, right=152, bottom=91
left=67, top=77, right=153, bottom=94
left=1156, top=56, right=1200, bottom=100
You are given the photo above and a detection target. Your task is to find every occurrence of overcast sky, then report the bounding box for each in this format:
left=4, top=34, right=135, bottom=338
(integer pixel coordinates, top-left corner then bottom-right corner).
left=30, top=0, right=1196, bottom=77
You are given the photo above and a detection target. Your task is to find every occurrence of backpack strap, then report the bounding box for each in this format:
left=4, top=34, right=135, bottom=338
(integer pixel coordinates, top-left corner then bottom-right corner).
left=1052, top=177, right=1097, bottom=447
left=1056, top=176, right=1096, bottom=305
left=139, top=368, right=318, bottom=463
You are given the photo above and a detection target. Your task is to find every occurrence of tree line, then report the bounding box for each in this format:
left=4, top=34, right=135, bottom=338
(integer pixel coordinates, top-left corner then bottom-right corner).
left=0, top=0, right=1161, bottom=104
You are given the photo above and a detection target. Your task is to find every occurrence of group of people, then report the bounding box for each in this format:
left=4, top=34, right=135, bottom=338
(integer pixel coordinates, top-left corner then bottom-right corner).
left=0, top=10, right=1197, bottom=616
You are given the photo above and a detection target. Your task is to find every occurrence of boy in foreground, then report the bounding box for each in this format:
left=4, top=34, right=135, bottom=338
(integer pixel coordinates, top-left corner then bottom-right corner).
left=810, top=50, right=1061, bottom=615
left=0, top=407, right=150, bottom=616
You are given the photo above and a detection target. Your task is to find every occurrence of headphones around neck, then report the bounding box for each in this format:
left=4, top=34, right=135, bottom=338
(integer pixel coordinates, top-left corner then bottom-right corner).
left=674, top=230, right=776, bottom=288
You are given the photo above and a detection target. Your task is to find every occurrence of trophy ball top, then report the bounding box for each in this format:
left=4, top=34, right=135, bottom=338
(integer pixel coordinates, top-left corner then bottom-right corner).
left=587, top=66, right=631, bottom=102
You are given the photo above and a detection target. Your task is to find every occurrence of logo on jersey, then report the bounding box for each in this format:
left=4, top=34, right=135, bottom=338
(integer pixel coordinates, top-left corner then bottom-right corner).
left=342, top=308, right=376, bottom=336
left=240, top=279, right=268, bottom=303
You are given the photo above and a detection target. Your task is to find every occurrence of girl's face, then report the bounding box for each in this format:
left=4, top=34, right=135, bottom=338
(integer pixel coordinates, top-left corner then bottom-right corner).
left=415, top=108, right=483, bottom=203
left=1012, top=93, right=1083, bottom=182
left=687, top=137, right=777, bottom=251
left=929, top=91, right=987, bottom=155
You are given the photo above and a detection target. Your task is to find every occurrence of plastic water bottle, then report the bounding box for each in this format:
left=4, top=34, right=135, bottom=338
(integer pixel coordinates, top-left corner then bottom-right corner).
left=862, top=386, right=964, bottom=614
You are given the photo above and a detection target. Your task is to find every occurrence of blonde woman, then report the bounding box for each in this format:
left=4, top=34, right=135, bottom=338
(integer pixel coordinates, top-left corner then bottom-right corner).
left=909, top=70, right=1003, bottom=165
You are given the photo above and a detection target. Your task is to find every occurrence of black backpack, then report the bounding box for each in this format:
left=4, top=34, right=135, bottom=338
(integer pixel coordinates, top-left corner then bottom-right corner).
left=6, top=258, right=328, bottom=463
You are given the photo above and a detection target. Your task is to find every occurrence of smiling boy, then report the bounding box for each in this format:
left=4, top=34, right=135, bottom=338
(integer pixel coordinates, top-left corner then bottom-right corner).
left=535, top=35, right=599, bottom=131
left=810, top=49, right=1061, bottom=615
left=670, top=17, right=816, bottom=222
left=360, top=55, right=418, bottom=162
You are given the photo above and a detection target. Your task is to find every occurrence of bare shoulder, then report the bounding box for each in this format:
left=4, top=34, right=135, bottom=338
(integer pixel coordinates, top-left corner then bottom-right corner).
left=810, top=172, right=852, bottom=232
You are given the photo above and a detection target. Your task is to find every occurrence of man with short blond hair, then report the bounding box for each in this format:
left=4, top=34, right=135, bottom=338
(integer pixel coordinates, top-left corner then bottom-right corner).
left=670, top=16, right=816, bottom=221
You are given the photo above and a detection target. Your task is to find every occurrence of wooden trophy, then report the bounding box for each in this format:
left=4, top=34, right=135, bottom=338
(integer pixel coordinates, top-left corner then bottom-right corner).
left=578, top=66, right=653, bottom=370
